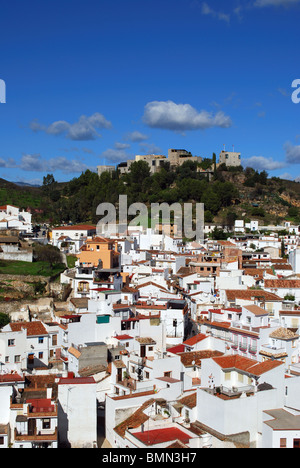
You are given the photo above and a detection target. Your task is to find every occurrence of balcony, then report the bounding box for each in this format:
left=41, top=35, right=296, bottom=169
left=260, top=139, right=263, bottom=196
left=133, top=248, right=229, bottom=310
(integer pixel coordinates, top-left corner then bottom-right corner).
left=231, top=321, right=260, bottom=333
left=14, top=427, right=58, bottom=442
left=204, top=384, right=255, bottom=398
left=28, top=406, right=57, bottom=418
left=260, top=343, right=286, bottom=357
left=248, top=345, right=258, bottom=355
left=239, top=343, right=248, bottom=352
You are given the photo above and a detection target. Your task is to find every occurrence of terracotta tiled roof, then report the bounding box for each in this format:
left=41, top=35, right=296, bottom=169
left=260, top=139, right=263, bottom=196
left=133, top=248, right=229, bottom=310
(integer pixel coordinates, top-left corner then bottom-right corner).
left=264, top=279, right=300, bottom=289
left=225, top=289, right=282, bottom=301
left=0, top=373, right=24, bottom=383
left=183, top=333, right=208, bottom=346
left=243, top=304, right=269, bottom=316
left=114, top=334, right=133, bottom=340
left=243, top=268, right=274, bottom=280
left=167, top=344, right=185, bottom=354
left=114, top=399, right=155, bottom=437
left=212, top=355, right=283, bottom=376
left=178, top=392, right=197, bottom=409
left=166, top=440, right=188, bottom=448
left=68, top=346, right=81, bottom=359
left=179, top=350, right=223, bottom=367
left=10, top=321, right=48, bottom=336
left=134, top=282, right=170, bottom=293
left=273, top=264, right=293, bottom=270
left=279, top=310, right=300, bottom=316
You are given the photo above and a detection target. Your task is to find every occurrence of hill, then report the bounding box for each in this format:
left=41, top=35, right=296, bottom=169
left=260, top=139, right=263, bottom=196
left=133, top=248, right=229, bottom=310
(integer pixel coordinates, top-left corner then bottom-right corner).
left=1, top=161, right=300, bottom=228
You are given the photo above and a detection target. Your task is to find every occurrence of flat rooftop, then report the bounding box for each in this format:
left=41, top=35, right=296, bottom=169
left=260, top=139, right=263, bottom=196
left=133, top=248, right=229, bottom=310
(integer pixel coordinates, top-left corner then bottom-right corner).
left=264, top=409, right=300, bottom=430
left=133, top=427, right=192, bottom=446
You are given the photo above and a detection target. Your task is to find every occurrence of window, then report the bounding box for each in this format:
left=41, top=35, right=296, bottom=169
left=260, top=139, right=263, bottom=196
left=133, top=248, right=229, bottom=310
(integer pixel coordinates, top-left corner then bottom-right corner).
left=164, top=371, right=172, bottom=378
left=14, top=355, right=20, bottom=363
left=294, top=439, right=300, bottom=448
left=38, top=337, right=44, bottom=344
left=52, top=335, right=57, bottom=346
left=280, top=438, right=287, bottom=448
left=43, top=419, right=51, bottom=430
left=224, top=371, right=231, bottom=381
left=0, top=437, right=4, bottom=445
left=39, top=352, right=43, bottom=359
left=8, top=339, right=15, bottom=347
left=5, top=356, right=9, bottom=363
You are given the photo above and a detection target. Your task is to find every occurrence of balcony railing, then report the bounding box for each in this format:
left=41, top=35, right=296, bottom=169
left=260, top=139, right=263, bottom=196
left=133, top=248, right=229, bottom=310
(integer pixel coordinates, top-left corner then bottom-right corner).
left=260, top=344, right=286, bottom=355
left=14, top=427, right=57, bottom=442
left=239, top=343, right=248, bottom=352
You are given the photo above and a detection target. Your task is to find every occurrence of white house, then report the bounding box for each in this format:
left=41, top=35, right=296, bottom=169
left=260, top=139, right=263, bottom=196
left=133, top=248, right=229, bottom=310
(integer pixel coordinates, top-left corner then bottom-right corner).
left=57, top=375, right=97, bottom=448
left=262, top=408, right=300, bottom=448
left=0, top=205, right=32, bottom=233
left=51, top=224, right=96, bottom=253
left=197, top=354, right=285, bottom=446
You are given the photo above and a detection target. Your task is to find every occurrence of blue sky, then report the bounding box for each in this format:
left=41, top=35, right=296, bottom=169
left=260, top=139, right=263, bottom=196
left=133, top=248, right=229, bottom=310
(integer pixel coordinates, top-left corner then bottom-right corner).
left=0, top=0, right=300, bottom=184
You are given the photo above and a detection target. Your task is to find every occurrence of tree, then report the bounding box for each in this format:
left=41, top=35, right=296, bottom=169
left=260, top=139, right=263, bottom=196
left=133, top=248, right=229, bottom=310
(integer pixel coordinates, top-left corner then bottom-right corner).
left=199, top=158, right=213, bottom=171
left=211, top=227, right=228, bottom=240
left=0, top=312, right=10, bottom=329
left=212, top=153, right=217, bottom=179
left=129, top=160, right=151, bottom=182
left=34, top=244, right=63, bottom=268
left=43, top=174, right=58, bottom=198
left=288, top=206, right=299, bottom=219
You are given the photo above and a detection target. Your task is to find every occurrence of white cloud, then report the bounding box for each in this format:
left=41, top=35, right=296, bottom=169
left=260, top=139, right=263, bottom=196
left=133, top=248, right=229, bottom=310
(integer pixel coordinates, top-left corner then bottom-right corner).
left=138, top=143, right=163, bottom=155
left=100, top=148, right=131, bottom=163
left=284, top=141, right=300, bottom=164
left=19, top=153, right=94, bottom=174
left=201, top=2, right=230, bottom=21
left=30, top=112, right=112, bottom=141
left=0, top=157, right=17, bottom=168
left=114, top=142, right=131, bottom=150
left=254, top=0, right=300, bottom=6
left=124, top=131, right=149, bottom=142
left=20, top=154, right=46, bottom=172
left=143, top=100, right=232, bottom=132
left=242, top=155, right=286, bottom=170
left=279, top=172, right=294, bottom=180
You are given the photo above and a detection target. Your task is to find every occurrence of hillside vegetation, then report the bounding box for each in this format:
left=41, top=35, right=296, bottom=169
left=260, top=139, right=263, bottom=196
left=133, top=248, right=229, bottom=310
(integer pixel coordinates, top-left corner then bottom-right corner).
left=1, top=160, right=300, bottom=228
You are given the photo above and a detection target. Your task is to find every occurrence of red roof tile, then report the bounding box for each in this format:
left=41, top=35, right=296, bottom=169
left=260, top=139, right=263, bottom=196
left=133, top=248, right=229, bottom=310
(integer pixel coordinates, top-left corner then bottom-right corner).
left=183, top=333, right=207, bottom=346
left=133, top=427, right=192, bottom=446
left=212, top=355, right=283, bottom=375
left=10, top=321, right=48, bottom=336
left=114, top=334, right=133, bottom=340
